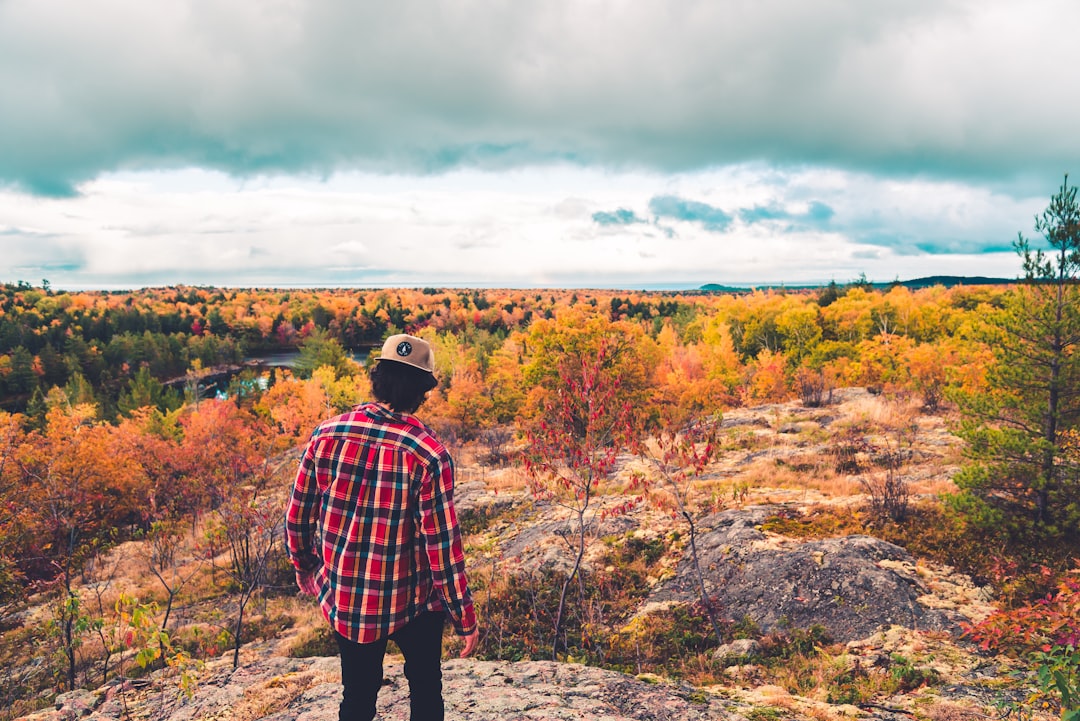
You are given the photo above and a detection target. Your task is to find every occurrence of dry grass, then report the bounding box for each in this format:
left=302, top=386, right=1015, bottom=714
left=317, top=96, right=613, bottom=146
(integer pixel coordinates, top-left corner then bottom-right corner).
left=908, top=476, right=959, bottom=496
left=841, top=393, right=920, bottom=427
left=230, top=667, right=337, bottom=721
left=665, top=390, right=964, bottom=513
left=276, top=596, right=331, bottom=657
left=474, top=465, right=531, bottom=493
left=919, top=704, right=983, bottom=721
left=919, top=700, right=1035, bottom=720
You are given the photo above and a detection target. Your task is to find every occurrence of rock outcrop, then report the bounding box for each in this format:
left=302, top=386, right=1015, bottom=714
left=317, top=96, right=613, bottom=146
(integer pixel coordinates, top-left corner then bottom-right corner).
left=35, top=653, right=747, bottom=721
left=650, top=506, right=960, bottom=642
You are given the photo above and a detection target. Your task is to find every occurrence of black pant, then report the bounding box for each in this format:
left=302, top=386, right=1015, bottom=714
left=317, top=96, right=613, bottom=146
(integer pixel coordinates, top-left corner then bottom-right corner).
left=335, top=611, right=446, bottom=721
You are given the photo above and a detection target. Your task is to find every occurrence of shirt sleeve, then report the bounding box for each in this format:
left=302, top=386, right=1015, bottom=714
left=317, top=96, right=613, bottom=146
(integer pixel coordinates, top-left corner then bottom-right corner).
left=284, top=438, right=322, bottom=573
left=418, top=451, right=477, bottom=636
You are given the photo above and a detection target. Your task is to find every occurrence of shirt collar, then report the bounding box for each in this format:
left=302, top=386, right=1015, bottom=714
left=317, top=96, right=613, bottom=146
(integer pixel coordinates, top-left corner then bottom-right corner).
left=364, top=401, right=419, bottom=427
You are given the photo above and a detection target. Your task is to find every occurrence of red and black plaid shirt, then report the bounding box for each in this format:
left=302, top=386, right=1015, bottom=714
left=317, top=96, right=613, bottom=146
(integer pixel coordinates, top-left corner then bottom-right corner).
left=285, top=402, right=476, bottom=643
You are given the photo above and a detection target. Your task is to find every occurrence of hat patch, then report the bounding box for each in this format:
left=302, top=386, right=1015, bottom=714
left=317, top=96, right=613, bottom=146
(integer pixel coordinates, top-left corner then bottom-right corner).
left=396, top=341, right=413, bottom=357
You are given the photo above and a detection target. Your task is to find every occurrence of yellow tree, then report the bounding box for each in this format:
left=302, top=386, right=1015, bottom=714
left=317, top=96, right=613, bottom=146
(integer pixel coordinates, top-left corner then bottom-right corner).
left=521, top=309, right=659, bottom=426
left=444, top=360, right=495, bottom=439
left=823, top=287, right=879, bottom=343
left=484, top=334, right=526, bottom=424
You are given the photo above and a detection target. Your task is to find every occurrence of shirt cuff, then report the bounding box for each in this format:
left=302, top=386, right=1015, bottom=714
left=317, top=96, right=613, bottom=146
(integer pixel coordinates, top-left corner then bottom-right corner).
left=452, top=601, right=477, bottom=636
left=289, top=551, right=321, bottom=573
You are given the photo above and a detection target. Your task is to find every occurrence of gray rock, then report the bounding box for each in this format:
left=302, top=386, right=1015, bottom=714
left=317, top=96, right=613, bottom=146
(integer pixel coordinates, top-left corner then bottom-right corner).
left=712, top=639, right=760, bottom=664
left=652, top=506, right=959, bottom=642
left=453, top=480, right=517, bottom=519
left=496, top=502, right=638, bottom=575
left=37, top=657, right=748, bottom=721
left=53, top=689, right=99, bottom=717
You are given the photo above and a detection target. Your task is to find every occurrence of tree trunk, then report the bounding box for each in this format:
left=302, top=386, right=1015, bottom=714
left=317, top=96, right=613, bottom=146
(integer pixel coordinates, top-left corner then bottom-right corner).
left=232, top=593, right=246, bottom=669
left=685, top=513, right=725, bottom=646
left=1039, top=280, right=1065, bottom=525
left=551, top=508, right=588, bottom=662
left=63, top=607, right=76, bottom=691
left=159, top=589, right=176, bottom=670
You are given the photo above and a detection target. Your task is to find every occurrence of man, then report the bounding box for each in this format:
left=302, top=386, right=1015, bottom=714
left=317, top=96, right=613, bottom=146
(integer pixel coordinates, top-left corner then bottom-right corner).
left=285, top=333, right=478, bottom=721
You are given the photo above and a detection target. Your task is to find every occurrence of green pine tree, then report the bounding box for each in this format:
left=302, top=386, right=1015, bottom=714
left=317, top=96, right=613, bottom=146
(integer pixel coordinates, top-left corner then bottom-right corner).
left=63, top=372, right=98, bottom=407
left=7, top=346, right=38, bottom=396
left=118, top=366, right=181, bottom=416
left=952, top=175, right=1080, bottom=537
left=295, top=329, right=357, bottom=380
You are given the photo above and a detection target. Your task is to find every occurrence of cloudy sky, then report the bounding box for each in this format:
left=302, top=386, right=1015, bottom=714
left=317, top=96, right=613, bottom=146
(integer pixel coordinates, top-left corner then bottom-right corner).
left=1, top=0, right=1078, bottom=290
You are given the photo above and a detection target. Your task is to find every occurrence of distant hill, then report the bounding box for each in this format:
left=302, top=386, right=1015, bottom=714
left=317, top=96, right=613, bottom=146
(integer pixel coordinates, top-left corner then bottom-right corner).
left=699, top=275, right=1014, bottom=293
left=893, top=275, right=1015, bottom=289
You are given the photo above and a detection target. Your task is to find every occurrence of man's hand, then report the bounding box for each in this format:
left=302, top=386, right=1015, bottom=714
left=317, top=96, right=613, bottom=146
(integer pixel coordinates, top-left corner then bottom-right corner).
left=295, top=569, right=320, bottom=596
left=459, top=627, right=479, bottom=658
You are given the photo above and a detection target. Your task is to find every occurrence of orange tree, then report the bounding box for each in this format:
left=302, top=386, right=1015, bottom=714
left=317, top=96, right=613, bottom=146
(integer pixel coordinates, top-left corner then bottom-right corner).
left=112, top=408, right=190, bottom=525
left=0, top=411, right=26, bottom=619
left=12, top=398, right=146, bottom=689
left=256, top=370, right=334, bottom=445
left=182, top=398, right=289, bottom=668
left=177, top=400, right=277, bottom=512
left=442, top=359, right=495, bottom=439
left=651, top=321, right=738, bottom=426
left=742, top=348, right=790, bottom=404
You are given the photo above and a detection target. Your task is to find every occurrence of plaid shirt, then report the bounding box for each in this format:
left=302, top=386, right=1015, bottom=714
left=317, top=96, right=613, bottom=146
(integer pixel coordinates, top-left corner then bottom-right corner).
left=285, top=402, right=476, bottom=643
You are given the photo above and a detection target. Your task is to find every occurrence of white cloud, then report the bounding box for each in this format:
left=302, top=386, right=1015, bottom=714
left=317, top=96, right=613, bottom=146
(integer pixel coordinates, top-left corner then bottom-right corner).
left=0, top=165, right=1043, bottom=288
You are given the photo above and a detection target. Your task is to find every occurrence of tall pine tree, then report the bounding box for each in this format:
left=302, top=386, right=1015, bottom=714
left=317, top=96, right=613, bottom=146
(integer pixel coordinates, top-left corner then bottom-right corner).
left=954, top=175, right=1080, bottom=537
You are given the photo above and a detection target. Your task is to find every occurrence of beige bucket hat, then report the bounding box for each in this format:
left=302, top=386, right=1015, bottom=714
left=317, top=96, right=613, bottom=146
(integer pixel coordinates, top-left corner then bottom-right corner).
left=377, top=334, right=435, bottom=373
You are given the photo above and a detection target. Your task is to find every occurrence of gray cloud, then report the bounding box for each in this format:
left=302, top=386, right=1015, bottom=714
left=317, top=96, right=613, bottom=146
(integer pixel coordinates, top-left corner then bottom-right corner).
left=837, top=222, right=1014, bottom=256
left=836, top=198, right=1024, bottom=255
left=913, top=239, right=1015, bottom=255
left=738, top=201, right=835, bottom=228
left=1, top=0, right=1078, bottom=195
left=592, top=208, right=645, bottom=226
left=649, top=195, right=732, bottom=232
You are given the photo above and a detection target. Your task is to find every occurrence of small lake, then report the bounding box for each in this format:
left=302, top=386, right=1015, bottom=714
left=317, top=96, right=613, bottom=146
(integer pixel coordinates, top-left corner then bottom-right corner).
left=243, top=349, right=371, bottom=368
left=244, top=350, right=302, bottom=368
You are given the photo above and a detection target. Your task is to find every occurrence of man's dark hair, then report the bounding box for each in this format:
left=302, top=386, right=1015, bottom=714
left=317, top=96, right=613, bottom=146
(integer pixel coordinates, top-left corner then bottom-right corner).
left=370, top=360, right=438, bottom=413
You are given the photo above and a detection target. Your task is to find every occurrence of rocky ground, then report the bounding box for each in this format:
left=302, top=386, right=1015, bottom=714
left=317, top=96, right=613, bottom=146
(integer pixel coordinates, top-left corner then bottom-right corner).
left=13, top=389, right=1054, bottom=721
left=29, top=637, right=1027, bottom=721
left=37, top=653, right=748, bottom=721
